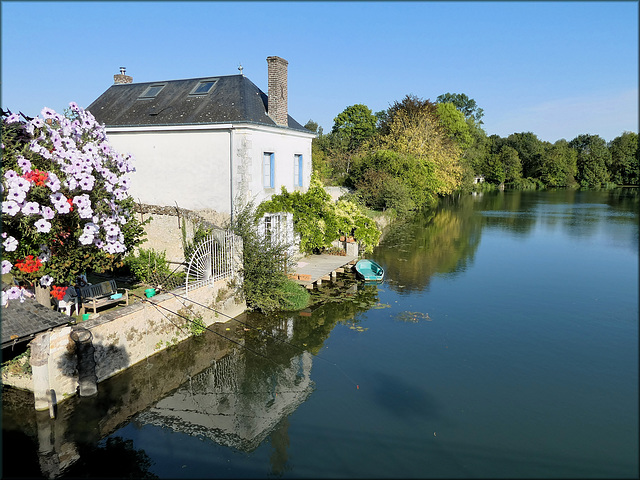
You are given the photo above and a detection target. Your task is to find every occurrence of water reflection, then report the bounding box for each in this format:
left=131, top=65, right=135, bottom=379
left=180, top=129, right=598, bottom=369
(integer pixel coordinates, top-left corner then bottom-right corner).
left=2, top=274, right=381, bottom=479
left=376, top=188, right=638, bottom=293
left=3, top=188, right=636, bottom=478
left=376, top=195, right=483, bottom=293
left=135, top=336, right=314, bottom=453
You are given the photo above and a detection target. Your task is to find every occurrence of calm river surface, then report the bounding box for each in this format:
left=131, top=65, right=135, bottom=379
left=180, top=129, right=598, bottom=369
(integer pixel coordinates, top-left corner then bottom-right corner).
left=3, top=189, right=638, bottom=479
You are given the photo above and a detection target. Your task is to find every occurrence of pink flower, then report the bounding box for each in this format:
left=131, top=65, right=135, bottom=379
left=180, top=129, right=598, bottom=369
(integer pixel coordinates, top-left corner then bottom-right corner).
left=54, top=200, right=72, bottom=214
left=40, top=206, right=55, bottom=220
left=17, top=156, right=31, bottom=173
left=40, top=107, right=56, bottom=119
left=78, top=232, right=94, bottom=245
left=4, top=170, right=19, bottom=181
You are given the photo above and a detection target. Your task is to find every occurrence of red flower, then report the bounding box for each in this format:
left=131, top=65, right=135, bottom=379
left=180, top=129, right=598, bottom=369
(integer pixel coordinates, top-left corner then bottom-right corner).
left=14, top=255, right=43, bottom=274
left=22, top=169, right=49, bottom=187
left=50, top=285, right=68, bottom=301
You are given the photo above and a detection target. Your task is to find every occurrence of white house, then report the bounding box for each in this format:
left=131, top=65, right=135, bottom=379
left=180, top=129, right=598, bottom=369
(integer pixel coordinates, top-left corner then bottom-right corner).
left=87, top=56, right=315, bottom=224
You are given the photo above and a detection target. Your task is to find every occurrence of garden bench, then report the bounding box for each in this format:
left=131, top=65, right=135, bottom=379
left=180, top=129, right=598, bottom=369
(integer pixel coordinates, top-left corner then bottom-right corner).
left=79, top=279, right=129, bottom=314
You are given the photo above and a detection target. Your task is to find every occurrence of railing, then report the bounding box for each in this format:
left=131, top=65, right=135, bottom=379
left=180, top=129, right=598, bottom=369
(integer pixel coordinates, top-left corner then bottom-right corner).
left=185, top=229, right=240, bottom=296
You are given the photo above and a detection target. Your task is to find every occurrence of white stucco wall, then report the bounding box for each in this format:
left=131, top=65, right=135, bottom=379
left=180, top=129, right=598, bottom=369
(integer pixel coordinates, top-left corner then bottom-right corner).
left=105, top=126, right=232, bottom=213
left=233, top=126, right=313, bottom=208
left=105, top=124, right=313, bottom=215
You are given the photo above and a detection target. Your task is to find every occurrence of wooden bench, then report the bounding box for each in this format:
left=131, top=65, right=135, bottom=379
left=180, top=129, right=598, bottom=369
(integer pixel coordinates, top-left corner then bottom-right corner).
left=79, top=280, right=129, bottom=314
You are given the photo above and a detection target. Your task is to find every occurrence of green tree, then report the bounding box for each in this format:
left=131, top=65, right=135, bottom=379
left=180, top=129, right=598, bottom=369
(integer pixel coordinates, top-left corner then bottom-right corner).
left=372, top=107, right=464, bottom=198
left=304, top=119, right=320, bottom=134
left=609, top=131, right=638, bottom=185
left=375, top=94, right=437, bottom=136
left=331, top=104, right=377, bottom=152
left=504, top=132, right=545, bottom=179
left=350, top=149, right=433, bottom=212
left=569, top=134, right=612, bottom=187
left=483, top=153, right=505, bottom=184
left=499, top=146, right=523, bottom=184
left=538, top=141, right=578, bottom=187
left=229, top=200, right=307, bottom=313
left=434, top=102, right=473, bottom=150
left=436, top=92, right=484, bottom=123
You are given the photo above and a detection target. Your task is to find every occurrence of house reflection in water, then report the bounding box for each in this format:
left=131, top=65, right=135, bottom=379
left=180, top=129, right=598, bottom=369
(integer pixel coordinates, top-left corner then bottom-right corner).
left=6, top=314, right=318, bottom=479
left=136, top=316, right=314, bottom=452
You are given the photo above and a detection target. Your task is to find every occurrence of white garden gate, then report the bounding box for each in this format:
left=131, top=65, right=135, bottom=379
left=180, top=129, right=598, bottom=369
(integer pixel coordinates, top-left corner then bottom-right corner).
left=185, top=229, right=240, bottom=296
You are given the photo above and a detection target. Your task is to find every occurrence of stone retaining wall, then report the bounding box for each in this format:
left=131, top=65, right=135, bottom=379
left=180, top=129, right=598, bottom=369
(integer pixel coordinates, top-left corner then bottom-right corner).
left=133, top=203, right=229, bottom=264
left=27, top=280, right=245, bottom=410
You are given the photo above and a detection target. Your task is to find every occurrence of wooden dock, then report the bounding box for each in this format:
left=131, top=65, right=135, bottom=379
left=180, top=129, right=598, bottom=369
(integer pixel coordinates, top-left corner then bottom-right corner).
left=290, top=254, right=358, bottom=289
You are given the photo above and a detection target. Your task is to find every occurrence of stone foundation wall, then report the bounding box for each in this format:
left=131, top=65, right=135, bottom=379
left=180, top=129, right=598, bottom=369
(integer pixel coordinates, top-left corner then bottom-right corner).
left=28, top=280, right=245, bottom=409
left=133, top=203, right=230, bottom=264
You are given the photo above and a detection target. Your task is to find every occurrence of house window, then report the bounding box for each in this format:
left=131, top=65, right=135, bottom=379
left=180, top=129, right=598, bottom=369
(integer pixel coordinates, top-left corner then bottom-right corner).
left=139, top=84, right=166, bottom=99
left=263, top=153, right=275, bottom=188
left=190, top=79, right=218, bottom=96
left=294, top=154, right=303, bottom=187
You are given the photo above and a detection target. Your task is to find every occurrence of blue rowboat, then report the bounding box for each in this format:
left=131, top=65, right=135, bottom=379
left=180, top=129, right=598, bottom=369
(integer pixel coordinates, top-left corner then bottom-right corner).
left=354, top=259, right=384, bottom=282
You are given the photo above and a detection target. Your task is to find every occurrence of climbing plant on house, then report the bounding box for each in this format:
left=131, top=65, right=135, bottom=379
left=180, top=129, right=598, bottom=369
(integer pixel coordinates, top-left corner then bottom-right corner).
left=1, top=104, right=147, bottom=304
left=257, top=176, right=381, bottom=254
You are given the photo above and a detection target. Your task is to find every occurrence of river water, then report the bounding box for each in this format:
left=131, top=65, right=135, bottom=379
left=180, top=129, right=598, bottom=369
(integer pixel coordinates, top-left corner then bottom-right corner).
left=2, top=189, right=638, bottom=479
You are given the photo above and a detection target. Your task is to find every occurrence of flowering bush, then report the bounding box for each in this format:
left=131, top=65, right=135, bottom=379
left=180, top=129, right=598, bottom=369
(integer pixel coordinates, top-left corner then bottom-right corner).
left=50, top=285, right=69, bottom=301
left=1, top=103, right=147, bottom=302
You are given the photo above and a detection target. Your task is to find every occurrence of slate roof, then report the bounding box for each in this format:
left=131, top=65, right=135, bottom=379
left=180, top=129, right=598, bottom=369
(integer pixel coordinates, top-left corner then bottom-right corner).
left=87, top=74, right=309, bottom=132
left=1, top=297, right=71, bottom=349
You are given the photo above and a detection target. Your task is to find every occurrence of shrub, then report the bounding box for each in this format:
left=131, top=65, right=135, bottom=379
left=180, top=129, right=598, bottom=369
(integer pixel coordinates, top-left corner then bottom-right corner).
left=229, top=200, right=297, bottom=313
left=124, top=248, right=173, bottom=285
left=277, top=279, right=310, bottom=311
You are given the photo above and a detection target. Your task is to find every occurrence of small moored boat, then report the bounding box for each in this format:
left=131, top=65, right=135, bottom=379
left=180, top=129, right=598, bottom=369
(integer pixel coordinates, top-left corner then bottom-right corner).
left=354, top=259, right=384, bottom=282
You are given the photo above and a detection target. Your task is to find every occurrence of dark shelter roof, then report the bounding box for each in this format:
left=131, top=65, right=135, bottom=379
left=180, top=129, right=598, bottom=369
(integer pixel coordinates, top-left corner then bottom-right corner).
left=1, top=296, right=70, bottom=349
left=87, top=74, right=308, bottom=132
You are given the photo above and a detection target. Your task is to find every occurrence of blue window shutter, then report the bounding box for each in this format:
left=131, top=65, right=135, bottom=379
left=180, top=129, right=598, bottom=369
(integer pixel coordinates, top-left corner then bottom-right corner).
left=264, top=153, right=274, bottom=188
left=298, top=155, right=303, bottom=186
left=270, top=153, right=275, bottom=188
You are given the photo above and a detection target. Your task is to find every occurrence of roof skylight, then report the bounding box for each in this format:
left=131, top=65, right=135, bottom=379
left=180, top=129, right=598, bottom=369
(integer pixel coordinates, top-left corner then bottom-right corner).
left=190, top=79, right=217, bottom=96
left=139, top=84, right=166, bottom=99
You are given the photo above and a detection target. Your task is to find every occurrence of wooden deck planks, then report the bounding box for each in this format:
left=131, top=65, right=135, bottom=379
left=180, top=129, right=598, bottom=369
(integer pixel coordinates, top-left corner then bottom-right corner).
left=291, top=254, right=358, bottom=289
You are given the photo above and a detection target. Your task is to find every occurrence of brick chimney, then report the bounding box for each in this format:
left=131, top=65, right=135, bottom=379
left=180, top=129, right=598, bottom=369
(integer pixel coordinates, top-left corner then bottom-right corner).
left=267, top=56, right=288, bottom=126
left=114, top=67, right=133, bottom=85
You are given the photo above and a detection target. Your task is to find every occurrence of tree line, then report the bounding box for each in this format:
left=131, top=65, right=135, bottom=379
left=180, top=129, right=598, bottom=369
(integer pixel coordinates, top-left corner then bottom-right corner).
left=304, top=93, right=638, bottom=216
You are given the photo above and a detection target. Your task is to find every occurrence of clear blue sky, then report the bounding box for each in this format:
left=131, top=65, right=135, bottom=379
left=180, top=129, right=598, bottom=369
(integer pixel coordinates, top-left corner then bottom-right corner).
left=2, top=1, right=637, bottom=143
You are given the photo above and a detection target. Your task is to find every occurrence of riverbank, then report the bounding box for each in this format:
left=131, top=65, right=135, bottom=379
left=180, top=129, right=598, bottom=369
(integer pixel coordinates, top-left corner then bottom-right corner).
left=2, top=277, right=244, bottom=408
